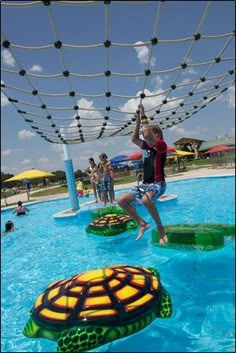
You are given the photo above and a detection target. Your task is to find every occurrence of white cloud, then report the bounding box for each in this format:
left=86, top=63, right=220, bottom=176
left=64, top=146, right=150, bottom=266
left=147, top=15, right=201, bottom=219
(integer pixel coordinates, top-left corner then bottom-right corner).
left=169, top=125, right=193, bottom=136
left=1, top=91, right=10, bottom=106
left=134, top=41, right=156, bottom=67
left=217, top=85, right=235, bottom=109
left=21, top=158, right=32, bottom=165
left=197, top=80, right=209, bottom=88
left=119, top=88, right=183, bottom=118
left=1, top=49, right=15, bottom=67
left=61, top=98, right=104, bottom=138
left=169, top=124, right=208, bottom=137
left=227, top=85, right=235, bottom=109
left=185, top=67, right=197, bottom=75
left=2, top=149, right=12, bottom=156
left=28, top=64, right=43, bottom=72
left=18, top=129, right=36, bottom=140
left=178, top=78, right=192, bottom=87
left=183, top=58, right=198, bottom=75
left=151, top=76, right=164, bottom=90
left=38, top=157, right=49, bottom=164
left=77, top=97, right=104, bottom=124
left=1, top=165, right=18, bottom=173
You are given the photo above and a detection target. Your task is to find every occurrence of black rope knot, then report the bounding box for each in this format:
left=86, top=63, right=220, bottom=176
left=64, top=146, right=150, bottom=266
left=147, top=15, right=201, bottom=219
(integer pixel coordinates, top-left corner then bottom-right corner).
left=2, top=40, right=10, bottom=48
left=193, top=33, right=201, bottom=40
left=151, top=37, right=158, bottom=45
left=104, top=40, right=111, bottom=48
left=54, top=41, right=62, bottom=49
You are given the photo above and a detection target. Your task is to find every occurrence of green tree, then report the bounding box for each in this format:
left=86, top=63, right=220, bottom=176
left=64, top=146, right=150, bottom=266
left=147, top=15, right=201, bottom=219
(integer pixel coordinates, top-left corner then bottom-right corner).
left=52, top=170, right=66, bottom=182
left=74, top=169, right=84, bottom=179
left=1, top=172, right=15, bottom=189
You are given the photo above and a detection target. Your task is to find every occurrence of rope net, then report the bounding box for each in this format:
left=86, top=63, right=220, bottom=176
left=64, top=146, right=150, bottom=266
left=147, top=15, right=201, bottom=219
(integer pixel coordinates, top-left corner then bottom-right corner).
left=1, top=1, right=235, bottom=145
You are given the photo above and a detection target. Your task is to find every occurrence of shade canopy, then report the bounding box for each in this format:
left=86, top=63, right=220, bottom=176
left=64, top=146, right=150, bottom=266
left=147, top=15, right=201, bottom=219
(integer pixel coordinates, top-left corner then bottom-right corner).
left=167, top=146, right=176, bottom=153
left=4, top=169, right=55, bottom=182
left=110, top=155, right=128, bottom=163
left=175, top=150, right=195, bottom=156
left=203, top=145, right=235, bottom=154
left=125, top=152, right=142, bottom=161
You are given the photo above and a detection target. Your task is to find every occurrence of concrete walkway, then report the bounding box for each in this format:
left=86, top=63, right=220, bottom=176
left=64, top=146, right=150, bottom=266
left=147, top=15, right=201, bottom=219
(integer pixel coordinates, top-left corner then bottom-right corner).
left=1, top=167, right=235, bottom=210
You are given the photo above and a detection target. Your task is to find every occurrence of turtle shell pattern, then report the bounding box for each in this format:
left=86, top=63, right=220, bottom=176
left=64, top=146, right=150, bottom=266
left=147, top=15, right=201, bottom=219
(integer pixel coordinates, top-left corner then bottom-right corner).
left=86, top=214, right=137, bottom=236
left=31, top=265, right=163, bottom=331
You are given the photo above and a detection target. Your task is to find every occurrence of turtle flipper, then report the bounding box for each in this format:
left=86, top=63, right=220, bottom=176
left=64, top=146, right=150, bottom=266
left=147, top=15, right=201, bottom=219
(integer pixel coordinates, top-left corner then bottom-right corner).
left=57, top=326, right=112, bottom=352
left=157, top=288, right=172, bottom=318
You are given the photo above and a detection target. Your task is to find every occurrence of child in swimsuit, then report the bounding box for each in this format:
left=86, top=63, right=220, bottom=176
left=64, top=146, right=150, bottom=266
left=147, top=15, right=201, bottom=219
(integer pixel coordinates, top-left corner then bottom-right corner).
left=12, top=201, right=29, bottom=216
left=1, top=220, right=16, bottom=236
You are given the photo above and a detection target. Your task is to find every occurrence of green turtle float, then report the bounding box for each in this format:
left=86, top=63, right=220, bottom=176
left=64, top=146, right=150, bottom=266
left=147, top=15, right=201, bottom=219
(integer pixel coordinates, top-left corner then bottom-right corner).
left=152, top=223, right=235, bottom=251
left=23, top=265, right=172, bottom=352
left=91, top=205, right=126, bottom=220
left=86, top=213, right=137, bottom=236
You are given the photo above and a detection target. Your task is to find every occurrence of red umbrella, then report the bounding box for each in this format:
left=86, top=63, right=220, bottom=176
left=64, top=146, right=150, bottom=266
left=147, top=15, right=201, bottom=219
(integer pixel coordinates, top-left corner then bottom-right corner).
left=125, top=151, right=142, bottom=161
left=167, top=146, right=176, bottom=153
left=203, top=145, right=235, bottom=154
left=126, top=146, right=176, bottom=161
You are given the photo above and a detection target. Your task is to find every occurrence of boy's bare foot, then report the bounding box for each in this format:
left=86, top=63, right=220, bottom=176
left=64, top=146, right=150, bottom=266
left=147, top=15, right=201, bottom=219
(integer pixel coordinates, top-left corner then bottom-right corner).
left=157, top=226, right=167, bottom=245
left=159, top=234, right=168, bottom=245
left=136, top=223, right=150, bottom=240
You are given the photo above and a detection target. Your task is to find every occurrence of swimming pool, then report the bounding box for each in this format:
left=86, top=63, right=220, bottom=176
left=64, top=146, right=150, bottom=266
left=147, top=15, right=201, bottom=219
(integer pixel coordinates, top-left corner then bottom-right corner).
left=1, top=176, right=235, bottom=352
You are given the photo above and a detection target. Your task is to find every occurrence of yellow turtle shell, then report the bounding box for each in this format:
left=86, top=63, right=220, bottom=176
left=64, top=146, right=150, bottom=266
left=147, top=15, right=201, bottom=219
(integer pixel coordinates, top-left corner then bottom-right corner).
left=86, top=214, right=137, bottom=235
left=31, top=265, right=162, bottom=330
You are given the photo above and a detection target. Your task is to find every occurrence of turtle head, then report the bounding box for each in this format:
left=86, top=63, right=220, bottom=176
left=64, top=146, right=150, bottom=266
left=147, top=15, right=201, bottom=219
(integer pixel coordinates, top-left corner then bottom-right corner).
left=23, top=318, right=59, bottom=341
left=156, top=287, right=172, bottom=318
left=23, top=318, right=42, bottom=338
left=126, top=220, right=138, bottom=230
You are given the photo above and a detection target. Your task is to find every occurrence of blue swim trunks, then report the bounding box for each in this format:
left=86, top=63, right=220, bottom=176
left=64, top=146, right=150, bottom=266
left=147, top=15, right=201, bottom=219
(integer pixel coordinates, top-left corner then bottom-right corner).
left=104, top=175, right=112, bottom=192
left=97, top=178, right=105, bottom=193
left=98, top=175, right=112, bottom=193
left=129, top=182, right=167, bottom=208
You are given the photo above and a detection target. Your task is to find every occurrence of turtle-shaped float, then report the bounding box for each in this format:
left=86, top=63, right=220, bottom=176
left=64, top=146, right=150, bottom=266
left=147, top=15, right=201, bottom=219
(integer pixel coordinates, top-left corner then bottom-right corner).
left=86, top=213, right=137, bottom=236
left=152, top=223, right=235, bottom=251
left=23, top=265, right=172, bottom=352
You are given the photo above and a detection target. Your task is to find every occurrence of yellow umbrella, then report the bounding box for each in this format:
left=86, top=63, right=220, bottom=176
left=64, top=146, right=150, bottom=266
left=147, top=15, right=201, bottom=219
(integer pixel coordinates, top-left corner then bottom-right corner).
left=4, top=169, right=55, bottom=182
left=175, top=150, right=195, bottom=156
left=166, top=150, right=195, bottom=172
left=167, top=155, right=177, bottom=160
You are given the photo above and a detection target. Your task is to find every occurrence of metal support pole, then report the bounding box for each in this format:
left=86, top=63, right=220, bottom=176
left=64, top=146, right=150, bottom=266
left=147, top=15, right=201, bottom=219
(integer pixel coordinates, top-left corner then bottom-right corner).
left=62, top=143, right=79, bottom=211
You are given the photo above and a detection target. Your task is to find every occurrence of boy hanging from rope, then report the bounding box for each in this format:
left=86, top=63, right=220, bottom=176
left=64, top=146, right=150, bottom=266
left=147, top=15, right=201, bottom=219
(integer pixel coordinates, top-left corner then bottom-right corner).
left=117, top=103, right=168, bottom=244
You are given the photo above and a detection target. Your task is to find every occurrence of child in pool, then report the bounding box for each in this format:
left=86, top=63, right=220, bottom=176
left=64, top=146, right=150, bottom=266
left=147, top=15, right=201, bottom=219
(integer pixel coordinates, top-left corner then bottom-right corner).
left=13, top=201, right=29, bottom=216
left=1, top=220, right=16, bottom=236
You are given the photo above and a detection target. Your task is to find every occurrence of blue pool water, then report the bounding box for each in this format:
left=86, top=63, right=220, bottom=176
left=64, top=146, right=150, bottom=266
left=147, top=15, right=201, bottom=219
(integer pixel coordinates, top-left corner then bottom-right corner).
left=1, top=176, right=235, bottom=352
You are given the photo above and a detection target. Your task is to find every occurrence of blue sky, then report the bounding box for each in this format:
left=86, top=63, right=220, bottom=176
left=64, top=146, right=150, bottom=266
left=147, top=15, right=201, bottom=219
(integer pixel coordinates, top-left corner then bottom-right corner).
left=1, top=1, right=235, bottom=174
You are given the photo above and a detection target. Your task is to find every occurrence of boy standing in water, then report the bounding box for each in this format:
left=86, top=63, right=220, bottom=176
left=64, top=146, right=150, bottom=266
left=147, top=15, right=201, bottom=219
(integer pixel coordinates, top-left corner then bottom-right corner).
left=117, top=104, right=167, bottom=244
